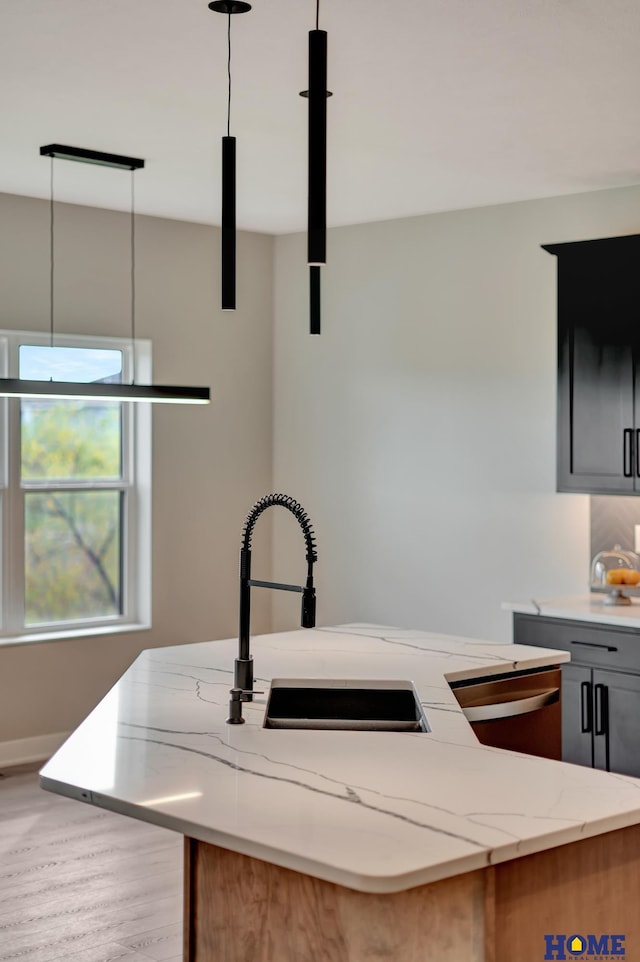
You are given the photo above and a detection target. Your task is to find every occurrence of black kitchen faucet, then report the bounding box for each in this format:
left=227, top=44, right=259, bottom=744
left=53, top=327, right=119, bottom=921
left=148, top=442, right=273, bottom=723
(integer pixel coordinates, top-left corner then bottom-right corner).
left=234, top=493, right=318, bottom=703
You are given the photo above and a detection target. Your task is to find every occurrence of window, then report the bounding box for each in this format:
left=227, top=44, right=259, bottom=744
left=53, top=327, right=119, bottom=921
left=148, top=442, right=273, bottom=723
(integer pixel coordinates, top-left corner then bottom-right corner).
left=0, top=331, right=151, bottom=644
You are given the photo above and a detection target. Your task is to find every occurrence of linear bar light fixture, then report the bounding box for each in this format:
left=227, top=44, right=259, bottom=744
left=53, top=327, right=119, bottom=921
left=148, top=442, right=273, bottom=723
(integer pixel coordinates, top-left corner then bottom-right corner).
left=0, top=380, right=210, bottom=404
left=208, top=0, right=251, bottom=310
left=0, top=145, right=210, bottom=404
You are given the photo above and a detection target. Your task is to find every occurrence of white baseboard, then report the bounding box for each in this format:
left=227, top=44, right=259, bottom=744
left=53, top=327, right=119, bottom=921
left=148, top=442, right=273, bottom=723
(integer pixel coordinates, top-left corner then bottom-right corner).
left=0, top=731, right=70, bottom=769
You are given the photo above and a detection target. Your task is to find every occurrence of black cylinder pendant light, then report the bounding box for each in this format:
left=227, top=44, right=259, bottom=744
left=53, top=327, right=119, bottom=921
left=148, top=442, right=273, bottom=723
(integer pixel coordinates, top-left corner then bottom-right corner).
left=310, top=267, right=321, bottom=335
left=209, top=1, right=251, bottom=311
left=300, top=0, right=331, bottom=334
left=307, top=2, right=327, bottom=267
left=221, top=134, right=236, bottom=309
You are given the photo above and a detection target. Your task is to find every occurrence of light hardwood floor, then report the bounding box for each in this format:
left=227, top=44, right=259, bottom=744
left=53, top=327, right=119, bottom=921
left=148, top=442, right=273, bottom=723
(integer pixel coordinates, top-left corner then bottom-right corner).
left=0, top=764, right=183, bottom=962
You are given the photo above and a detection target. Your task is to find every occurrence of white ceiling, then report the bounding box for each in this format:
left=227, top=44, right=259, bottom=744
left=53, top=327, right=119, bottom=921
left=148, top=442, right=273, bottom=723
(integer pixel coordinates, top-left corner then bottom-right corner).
left=3, top=0, right=640, bottom=234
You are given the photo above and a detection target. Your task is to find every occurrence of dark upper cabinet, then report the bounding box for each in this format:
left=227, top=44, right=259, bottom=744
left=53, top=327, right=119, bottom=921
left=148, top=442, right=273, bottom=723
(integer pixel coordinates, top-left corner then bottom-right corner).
left=543, top=234, right=640, bottom=494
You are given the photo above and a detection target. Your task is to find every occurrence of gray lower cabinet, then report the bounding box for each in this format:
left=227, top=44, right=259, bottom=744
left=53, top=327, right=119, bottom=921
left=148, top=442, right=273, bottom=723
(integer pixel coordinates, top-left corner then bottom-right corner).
left=562, top=663, right=640, bottom=775
left=592, top=667, right=640, bottom=776
left=514, top=613, right=640, bottom=777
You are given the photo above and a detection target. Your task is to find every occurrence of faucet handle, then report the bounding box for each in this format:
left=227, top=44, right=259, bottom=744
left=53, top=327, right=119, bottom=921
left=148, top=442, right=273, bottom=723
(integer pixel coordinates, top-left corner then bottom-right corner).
left=226, top=687, right=264, bottom=725
left=301, top=585, right=316, bottom=628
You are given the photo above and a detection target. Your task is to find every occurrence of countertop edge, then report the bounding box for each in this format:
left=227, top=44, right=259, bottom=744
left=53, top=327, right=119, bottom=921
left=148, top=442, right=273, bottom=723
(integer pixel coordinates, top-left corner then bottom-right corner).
left=502, top=596, right=640, bottom=629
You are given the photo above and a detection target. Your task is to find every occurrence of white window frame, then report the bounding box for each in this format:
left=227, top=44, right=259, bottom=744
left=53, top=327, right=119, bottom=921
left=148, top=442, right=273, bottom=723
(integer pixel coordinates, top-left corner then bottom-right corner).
left=0, top=330, right=151, bottom=647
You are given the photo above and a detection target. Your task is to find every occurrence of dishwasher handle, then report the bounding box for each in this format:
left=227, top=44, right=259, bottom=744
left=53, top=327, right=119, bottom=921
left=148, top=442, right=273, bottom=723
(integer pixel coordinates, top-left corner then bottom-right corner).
left=462, top=688, right=559, bottom=723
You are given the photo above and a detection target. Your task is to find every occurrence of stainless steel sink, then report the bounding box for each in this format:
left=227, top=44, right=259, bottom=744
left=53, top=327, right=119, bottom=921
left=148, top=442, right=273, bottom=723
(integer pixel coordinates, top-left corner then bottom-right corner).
left=263, top=679, right=430, bottom=732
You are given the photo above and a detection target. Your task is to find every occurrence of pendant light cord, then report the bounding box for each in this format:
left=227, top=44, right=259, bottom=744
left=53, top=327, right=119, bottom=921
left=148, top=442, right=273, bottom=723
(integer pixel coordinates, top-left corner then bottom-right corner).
left=130, top=169, right=136, bottom=385
left=227, top=13, right=232, bottom=136
left=316, top=0, right=319, bottom=29
left=48, top=157, right=138, bottom=383
left=49, top=157, right=55, bottom=350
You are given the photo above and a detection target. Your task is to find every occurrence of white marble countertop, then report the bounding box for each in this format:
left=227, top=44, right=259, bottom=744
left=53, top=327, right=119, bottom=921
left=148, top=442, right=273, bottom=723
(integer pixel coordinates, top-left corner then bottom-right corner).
left=40, top=624, right=640, bottom=893
left=503, top=594, right=640, bottom=629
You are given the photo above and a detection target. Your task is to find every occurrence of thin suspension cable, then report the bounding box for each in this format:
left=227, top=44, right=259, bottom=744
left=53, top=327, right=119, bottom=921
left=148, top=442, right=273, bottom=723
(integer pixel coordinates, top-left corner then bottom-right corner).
left=49, top=157, right=55, bottom=349
left=130, top=169, right=136, bottom=385
left=316, top=0, right=319, bottom=30
left=227, top=13, right=231, bottom=136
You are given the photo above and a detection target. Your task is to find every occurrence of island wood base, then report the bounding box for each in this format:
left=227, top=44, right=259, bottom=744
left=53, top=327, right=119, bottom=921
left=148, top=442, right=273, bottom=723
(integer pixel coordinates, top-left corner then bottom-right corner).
left=184, top=822, right=640, bottom=962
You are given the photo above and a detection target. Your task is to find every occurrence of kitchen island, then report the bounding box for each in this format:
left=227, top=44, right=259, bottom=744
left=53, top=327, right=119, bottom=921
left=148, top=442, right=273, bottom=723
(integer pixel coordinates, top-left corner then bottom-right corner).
left=40, top=625, right=640, bottom=962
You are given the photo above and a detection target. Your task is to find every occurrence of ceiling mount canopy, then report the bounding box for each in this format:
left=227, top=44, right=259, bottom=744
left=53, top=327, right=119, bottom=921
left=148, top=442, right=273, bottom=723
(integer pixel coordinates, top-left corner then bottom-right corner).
left=39, top=144, right=145, bottom=170
left=0, top=145, right=211, bottom=405
left=208, top=1, right=251, bottom=13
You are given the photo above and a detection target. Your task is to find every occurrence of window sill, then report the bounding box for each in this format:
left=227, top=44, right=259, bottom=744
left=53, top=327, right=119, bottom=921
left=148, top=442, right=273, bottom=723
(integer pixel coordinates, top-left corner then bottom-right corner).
left=0, top=621, right=151, bottom=649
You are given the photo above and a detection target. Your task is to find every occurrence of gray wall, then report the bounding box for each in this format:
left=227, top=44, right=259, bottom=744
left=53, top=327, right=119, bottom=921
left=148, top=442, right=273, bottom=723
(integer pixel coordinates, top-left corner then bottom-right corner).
left=0, top=192, right=274, bottom=752
left=272, top=184, right=640, bottom=643
left=6, top=178, right=640, bottom=752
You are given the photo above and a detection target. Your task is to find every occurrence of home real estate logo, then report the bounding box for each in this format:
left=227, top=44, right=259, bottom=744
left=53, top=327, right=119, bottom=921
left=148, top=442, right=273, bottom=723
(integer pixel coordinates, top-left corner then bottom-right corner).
left=544, top=933, right=626, bottom=960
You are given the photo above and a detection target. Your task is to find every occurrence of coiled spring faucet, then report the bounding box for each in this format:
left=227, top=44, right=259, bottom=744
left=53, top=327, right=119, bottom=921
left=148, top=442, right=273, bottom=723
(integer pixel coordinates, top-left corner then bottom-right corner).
left=235, top=493, right=318, bottom=701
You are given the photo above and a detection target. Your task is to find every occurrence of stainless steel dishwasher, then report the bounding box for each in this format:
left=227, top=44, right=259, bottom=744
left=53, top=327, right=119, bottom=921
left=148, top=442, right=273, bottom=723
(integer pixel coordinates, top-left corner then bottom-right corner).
left=450, top=667, right=562, bottom=759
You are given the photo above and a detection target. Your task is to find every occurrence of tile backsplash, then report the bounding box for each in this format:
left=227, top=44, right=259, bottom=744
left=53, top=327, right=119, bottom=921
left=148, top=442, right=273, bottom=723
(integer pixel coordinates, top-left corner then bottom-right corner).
left=590, top=496, right=640, bottom=559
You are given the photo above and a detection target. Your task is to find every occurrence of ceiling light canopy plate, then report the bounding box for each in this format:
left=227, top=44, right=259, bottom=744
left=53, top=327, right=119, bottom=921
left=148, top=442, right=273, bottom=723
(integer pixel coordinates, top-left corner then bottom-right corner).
left=208, top=1, right=251, bottom=13
left=40, top=144, right=144, bottom=171
left=0, top=379, right=210, bottom=405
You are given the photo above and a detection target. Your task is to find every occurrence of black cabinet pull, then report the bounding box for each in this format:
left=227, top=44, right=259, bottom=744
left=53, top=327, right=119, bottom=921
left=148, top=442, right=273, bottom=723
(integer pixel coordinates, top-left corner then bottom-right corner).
left=594, top=683, right=609, bottom=736
left=571, top=640, right=618, bottom=652
left=580, top=680, right=592, bottom=734
left=636, top=429, right=640, bottom=478
left=624, top=428, right=634, bottom=477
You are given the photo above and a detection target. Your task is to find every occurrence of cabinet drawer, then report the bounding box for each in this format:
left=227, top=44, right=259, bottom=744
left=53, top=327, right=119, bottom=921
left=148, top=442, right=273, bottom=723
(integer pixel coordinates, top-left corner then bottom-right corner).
left=514, top=614, right=640, bottom=674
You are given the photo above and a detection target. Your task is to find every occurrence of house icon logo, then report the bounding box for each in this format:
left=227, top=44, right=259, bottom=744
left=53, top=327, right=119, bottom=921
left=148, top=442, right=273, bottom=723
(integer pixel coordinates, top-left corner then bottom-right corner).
left=543, top=933, right=626, bottom=960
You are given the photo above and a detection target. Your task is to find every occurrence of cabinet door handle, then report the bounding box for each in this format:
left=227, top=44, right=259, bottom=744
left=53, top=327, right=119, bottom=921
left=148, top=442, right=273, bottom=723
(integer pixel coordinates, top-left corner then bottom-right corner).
left=571, top=640, right=617, bottom=653
left=594, top=683, right=609, bottom=736
left=636, top=429, right=640, bottom=478
left=580, top=680, right=592, bottom=734
left=624, top=429, right=634, bottom=477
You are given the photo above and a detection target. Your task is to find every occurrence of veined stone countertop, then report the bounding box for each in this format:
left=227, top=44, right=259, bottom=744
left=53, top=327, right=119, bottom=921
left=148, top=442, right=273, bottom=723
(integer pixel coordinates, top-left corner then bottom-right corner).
left=503, top=594, right=640, bottom=629
left=40, top=624, right=640, bottom=893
